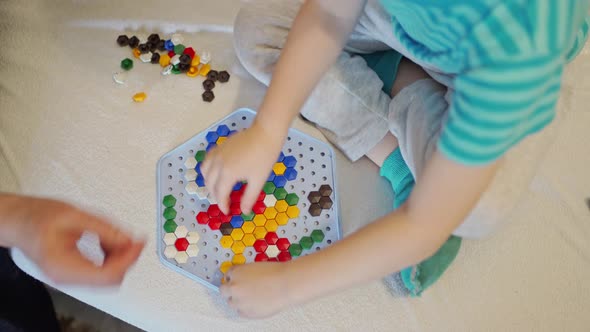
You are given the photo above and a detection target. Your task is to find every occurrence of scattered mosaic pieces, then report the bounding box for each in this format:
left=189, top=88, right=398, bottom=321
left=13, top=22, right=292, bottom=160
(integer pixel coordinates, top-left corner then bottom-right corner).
left=157, top=109, right=340, bottom=290
left=114, top=33, right=231, bottom=103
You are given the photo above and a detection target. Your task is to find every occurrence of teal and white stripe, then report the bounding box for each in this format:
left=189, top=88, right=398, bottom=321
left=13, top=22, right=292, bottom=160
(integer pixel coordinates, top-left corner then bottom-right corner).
left=380, top=0, right=589, bottom=165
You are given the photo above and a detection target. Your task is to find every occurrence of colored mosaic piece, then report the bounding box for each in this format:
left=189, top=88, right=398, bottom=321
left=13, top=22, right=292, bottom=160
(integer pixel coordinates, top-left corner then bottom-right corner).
left=163, top=195, right=177, bottom=208
left=132, top=92, right=146, bottom=102
left=120, top=58, right=133, bottom=70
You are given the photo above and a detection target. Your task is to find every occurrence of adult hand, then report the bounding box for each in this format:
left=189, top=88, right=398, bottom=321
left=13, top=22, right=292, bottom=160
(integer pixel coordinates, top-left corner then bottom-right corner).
left=0, top=195, right=144, bottom=286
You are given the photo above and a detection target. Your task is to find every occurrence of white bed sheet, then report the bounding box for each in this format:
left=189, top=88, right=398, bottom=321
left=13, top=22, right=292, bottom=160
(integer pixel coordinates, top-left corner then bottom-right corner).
left=1, top=1, right=589, bottom=331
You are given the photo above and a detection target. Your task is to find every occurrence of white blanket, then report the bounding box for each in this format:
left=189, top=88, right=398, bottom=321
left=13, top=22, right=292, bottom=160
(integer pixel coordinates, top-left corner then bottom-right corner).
left=1, top=1, right=589, bottom=331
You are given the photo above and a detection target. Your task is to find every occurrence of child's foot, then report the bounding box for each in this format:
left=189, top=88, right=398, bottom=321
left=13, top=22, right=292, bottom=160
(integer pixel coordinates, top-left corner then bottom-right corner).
left=380, top=147, right=415, bottom=209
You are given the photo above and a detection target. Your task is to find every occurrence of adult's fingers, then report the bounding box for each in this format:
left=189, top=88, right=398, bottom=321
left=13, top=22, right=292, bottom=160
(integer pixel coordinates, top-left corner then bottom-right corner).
left=74, top=213, right=132, bottom=252
left=46, top=242, right=142, bottom=286
left=101, top=240, right=144, bottom=282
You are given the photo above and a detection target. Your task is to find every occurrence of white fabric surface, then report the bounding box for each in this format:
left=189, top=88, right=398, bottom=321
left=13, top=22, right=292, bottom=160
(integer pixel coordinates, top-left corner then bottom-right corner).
left=1, top=1, right=589, bottom=331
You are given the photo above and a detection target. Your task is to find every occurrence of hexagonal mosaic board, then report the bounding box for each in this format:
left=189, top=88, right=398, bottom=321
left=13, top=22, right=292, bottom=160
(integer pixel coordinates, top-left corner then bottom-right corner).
left=156, top=108, right=341, bottom=290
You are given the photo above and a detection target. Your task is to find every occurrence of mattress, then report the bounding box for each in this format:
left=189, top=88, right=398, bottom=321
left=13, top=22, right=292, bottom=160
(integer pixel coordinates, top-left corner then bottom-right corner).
left=1, top=1, right=589, bottom=331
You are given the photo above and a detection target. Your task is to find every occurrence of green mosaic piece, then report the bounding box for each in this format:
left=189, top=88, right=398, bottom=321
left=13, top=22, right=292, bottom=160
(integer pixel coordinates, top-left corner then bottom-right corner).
left=163, top=219, right=178, bottom=233
left=171, top=65, right=181, bottom=74
left=173, top=44, right=186, bottom=55
left=195, top=150, right=206, bottom=162
left=241, top=212, right=255, bottom=221
left=263, top=181, right=276, bottom=195
left=273, top=187, right=288, bottom=200
left=162, top=194, right=177, bottom=208
left=163, top=207, right=177, bottom=220
left=285, top=193, right=299, bottom=206
left=120, top=58, right=133, bottom=70
left=288, top=243, right=303, bottom=257
left=300, top=236, right=313, bottom=250
left=311, top=229, right=325, bottom=243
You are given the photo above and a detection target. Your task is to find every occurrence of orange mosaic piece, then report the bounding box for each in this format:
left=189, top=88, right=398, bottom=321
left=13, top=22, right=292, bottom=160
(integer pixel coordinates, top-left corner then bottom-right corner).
left=133, top=48, right=141, bottom=58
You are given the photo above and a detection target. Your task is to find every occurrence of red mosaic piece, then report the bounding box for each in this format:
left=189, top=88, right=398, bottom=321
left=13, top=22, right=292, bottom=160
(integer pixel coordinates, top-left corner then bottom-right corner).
left=277, top=251, right=292, bottom=262
left=253, top=239, right=268, bottom=253
left=167, top=50, right=175, bottom=58
left=264, top=232, right=279, bottom=245
left=183, top=47, right=195, bottom=59
left=276, top=238, right=291, bottom=251
left=252, top=201, right=266, bottom=214
left=175, top=238, right=189, bottom=251
left=207, top=204, right=221, bottom=217
left=230, top=202, right=242, bottom=216
left=230, top=190, right=242, bottom=203
left=196, top=211, right=209, bottom=224
left=257, top=191, right=266, bottom=202
left=255, top=253, right=269, bottom=262
left=208, top=217, right=222, bottom=230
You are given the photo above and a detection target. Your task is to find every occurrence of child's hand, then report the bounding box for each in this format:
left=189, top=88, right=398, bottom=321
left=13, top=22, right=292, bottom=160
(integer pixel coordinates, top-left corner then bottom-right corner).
left=220, top=262, right=293, bottom=318
left=201, top=122, right=284, bottom=215
left=4, top=196, right=145, bottom=286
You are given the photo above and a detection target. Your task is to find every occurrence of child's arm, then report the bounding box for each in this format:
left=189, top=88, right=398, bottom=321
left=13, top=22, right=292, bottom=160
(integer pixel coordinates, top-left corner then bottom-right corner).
left=201, top=0, right=367, bottom=215
left=221, top=151, right=500, bottom=318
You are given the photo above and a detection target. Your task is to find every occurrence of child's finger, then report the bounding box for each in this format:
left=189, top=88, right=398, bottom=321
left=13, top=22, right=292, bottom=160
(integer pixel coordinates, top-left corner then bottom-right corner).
left=241, top=176, right=266, bottom=215
left=214, top=172, right=237, bottom=214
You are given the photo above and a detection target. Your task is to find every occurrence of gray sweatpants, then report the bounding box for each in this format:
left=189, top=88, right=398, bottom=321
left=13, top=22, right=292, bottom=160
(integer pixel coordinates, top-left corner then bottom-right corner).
left=233, top=0, right=558, bottom=238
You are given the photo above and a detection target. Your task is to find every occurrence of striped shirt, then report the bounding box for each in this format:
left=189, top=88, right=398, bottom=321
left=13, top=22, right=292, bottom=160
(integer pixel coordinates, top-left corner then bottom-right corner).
left=380, top=0, right=589, bottom=165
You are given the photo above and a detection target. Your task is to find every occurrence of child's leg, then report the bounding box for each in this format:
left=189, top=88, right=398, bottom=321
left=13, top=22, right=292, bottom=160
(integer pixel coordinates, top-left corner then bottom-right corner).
left=234, top=0, right=399, bottom=162
left=366, top=58, right=432, bottom=167
left=386, top=77, right=556, bottom=238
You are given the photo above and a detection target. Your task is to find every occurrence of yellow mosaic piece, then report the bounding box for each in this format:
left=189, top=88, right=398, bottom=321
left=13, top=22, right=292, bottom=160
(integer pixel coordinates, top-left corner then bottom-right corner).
left=253, top=226, right=267, bottom=239
left=242, top=233, right=256, bottom=246
left=216, top=136, right=227, bottom=145
left=264, top=207, right=278, bottom=219
left=199, top=63, right=211, bottom=76
left=287, top=205, right=300, bottom=218
left=253, top=214, right=267, bottom=227
left=191, top=55, right=200, bottom=67
left=187, top=66, right=199, bottom=77
left=159, top=54, right=170, bottom=67
left=241, top=221, right=255, bottom=234
left=231, top=241, right=245, bottom=254
left=220, top=261, right=232, bottom=274
left=232, top=254, right=246, bottom=265
left=231, top=228, right=244, bottom=241
left=264, top=219, right=278, bottom=232
left=276, top=212, right=289, bottom=226
left=132, top=92, right=147, bottom=102
left=275, top=200, right=288, bottom=213
left=220, top=235, right=233, bottom=248
left=273, top=162, right=286, bottom=176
